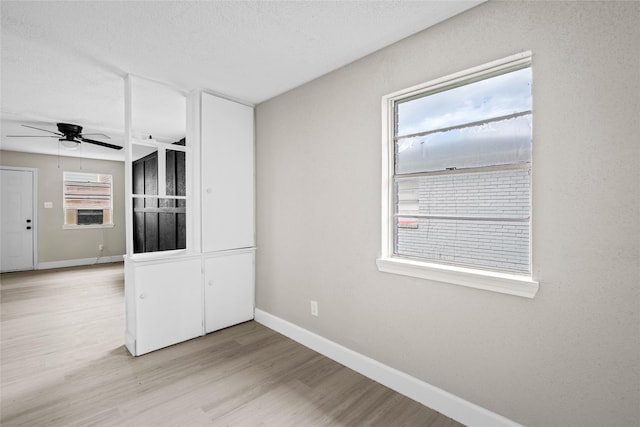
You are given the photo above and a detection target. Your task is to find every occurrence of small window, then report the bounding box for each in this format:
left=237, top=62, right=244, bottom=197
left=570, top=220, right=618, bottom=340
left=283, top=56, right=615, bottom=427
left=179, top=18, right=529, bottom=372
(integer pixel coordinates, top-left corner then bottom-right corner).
left=377, top=52, right=538, bottom=298
left=63, top=172, right=113, bottom=227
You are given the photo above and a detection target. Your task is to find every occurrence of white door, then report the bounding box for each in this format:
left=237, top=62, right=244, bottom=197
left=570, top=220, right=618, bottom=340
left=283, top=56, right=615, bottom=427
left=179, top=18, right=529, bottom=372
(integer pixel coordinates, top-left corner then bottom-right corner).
left=1, top=169, right=35, bottom=272
left=201, top=93, right=255, bottom=252
left=204, top=251, right=254, bottom=333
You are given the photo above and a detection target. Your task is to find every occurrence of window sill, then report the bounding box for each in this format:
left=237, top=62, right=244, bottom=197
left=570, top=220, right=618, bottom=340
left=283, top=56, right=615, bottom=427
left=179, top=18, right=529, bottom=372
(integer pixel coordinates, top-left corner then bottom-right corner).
left=63, top=224, right=114, bottom=230
left=376, top=256, right=538, bottom=298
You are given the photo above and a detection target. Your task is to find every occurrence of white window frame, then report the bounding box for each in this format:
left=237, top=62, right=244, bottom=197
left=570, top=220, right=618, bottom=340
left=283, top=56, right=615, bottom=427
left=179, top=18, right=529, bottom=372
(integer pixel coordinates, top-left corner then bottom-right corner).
left=376, top=51, right=539, bottom=298
left=62, top=171, right=114, bottom=229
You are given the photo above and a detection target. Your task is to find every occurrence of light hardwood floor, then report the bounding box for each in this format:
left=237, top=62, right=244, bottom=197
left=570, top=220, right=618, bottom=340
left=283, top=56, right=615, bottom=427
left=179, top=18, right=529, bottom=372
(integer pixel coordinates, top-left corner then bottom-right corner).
left=1, top=263, right=463, bottom=426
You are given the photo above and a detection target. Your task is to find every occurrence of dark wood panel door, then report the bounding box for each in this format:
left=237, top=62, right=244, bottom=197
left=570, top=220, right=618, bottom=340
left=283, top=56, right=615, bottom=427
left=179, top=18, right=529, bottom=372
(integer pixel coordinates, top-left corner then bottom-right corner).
left=133, top=146, right=186, bottom=253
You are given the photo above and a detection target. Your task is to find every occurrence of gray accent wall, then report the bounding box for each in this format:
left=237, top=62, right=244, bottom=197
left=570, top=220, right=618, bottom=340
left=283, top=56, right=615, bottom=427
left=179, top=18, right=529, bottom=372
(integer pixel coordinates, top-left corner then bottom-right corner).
left=1, top=150, right=125, bottom=265
left=254, top=2, right=639, bottom=426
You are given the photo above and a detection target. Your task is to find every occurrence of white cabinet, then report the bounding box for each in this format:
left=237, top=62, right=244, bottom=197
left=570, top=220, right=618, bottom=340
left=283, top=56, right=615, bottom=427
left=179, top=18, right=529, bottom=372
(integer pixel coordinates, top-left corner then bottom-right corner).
left=124, top=90, right=255, bottom=357
left=201, top=93, right=254, bottom=253
left=125, top=256, right=202, bottom=356
left=204, top=250, right=255, bottom=333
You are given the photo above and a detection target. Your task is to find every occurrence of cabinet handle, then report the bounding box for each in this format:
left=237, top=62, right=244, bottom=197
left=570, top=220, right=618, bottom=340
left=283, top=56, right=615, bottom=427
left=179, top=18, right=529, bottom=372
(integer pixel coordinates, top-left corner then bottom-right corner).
left=139, top=293, right=146, bottom=299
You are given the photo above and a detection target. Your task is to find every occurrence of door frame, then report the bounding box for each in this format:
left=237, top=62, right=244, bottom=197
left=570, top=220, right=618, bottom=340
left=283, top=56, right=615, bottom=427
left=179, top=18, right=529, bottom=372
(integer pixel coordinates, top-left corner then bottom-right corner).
left=1, top=166, right=39, bottom=271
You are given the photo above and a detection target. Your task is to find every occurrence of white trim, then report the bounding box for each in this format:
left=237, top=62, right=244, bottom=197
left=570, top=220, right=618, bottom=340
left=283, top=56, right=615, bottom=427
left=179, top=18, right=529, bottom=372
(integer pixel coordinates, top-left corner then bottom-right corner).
left=122, top=247, right=257, bottom=267
left=124, top=250, right=199, bottom=265
left=380, top=93, right=394, bottom=268
left=202, top=247, right=256, bottom=258
left=377, top=257, right=538, bottom=298
left=255, top=309, right=523, bottom=427
left=37, top=255, right=123, bottom=270
left=63, top=224, right=115, bottom=230
left=379, top=51, right=537, bottom=298
left=124, top=75, right=134, bottom=257
left=199, top=88, right=254, bottom=108
left=128, top=137, right=189, bottom=152
left=157, top=146, right=167, bottom=198
left=385, top=51, right=532, bottom=101
left=130, top=194, right=187, bottom=200
left=187, top=90, right=202, bottom=253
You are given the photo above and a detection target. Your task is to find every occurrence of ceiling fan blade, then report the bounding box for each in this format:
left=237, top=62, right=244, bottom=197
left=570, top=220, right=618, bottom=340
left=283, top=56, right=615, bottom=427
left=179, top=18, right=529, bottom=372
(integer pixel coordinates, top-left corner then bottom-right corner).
left=6, top=135, right=59, bottom=138
left=21, top=124, right=63, bottom=136
left=79, top=137, right=123, bottom=150
left=81, top=133, right=111, bottom=139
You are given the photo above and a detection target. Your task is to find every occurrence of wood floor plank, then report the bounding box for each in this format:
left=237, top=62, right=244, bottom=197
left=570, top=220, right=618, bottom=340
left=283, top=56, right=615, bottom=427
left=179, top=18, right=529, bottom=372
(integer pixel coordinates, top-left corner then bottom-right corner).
left=1, top=263, right=463, bottom=426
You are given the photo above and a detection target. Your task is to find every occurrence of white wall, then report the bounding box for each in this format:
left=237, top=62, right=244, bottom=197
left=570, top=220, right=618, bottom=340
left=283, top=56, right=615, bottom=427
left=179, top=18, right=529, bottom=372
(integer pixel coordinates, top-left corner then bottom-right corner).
left=1, top=150, right=126, bottom=265
left=254, top=2, right=640, bottom=426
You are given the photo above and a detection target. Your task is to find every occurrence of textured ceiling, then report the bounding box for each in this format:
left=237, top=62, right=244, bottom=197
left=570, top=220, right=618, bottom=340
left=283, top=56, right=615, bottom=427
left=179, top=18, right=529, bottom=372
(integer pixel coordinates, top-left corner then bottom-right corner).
left=0, top=0, right=482, bottom=160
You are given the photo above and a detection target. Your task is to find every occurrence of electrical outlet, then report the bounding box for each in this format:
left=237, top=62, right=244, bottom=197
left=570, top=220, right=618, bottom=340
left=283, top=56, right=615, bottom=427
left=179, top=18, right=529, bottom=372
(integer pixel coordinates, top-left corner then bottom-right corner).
left=310, top=300, right=319, bottom=317
left=98, top=244, right=104, bottom=251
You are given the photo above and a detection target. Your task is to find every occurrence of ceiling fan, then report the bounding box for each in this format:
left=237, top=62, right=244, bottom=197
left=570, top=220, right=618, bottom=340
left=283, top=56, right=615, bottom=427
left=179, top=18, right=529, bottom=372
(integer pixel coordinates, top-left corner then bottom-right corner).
left=7, top=123, right=122, bottom=150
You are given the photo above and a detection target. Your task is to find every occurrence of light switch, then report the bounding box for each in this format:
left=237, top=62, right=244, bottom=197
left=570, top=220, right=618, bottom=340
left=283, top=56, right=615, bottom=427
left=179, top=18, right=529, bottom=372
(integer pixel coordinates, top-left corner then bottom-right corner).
left=44, top=202, right=53, bottom=209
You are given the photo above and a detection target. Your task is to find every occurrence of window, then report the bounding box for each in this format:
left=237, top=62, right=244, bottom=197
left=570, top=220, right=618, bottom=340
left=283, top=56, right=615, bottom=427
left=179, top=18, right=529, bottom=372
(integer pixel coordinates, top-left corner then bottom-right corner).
left=377, top=52, right=539, bottom=298
left=63, top=171, right=113, bottom=228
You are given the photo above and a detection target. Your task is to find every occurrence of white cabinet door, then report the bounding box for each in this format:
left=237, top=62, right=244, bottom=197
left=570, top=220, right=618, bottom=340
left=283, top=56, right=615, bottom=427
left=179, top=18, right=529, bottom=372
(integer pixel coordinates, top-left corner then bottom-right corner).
left=201, top=93, right=254, bottom=252
left=204, top=251, right=254, bottom=333
left=135, top=258, right=203, bottom=355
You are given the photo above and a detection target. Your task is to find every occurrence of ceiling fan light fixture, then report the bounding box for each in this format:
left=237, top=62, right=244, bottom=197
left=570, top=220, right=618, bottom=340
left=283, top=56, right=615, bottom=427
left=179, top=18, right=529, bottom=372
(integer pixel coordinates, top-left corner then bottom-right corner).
left=59, top=137, right=79, bottom=150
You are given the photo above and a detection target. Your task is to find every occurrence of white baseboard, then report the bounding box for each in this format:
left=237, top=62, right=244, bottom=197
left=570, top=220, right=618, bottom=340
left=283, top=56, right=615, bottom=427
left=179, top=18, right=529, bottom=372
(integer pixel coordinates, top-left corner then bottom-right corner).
left=37, top=255, right=124, bottom=270
left=254, top=309, right=521, bottom=427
